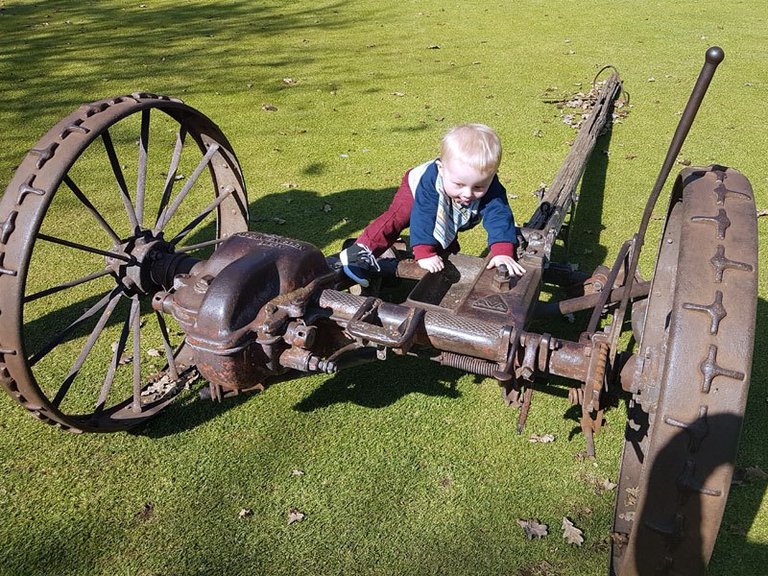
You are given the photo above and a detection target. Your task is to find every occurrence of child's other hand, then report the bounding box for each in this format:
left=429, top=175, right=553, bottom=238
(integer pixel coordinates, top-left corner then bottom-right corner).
left=417, top=255, right=445, bottom=273
left=487, top=255, right=525, bottom=276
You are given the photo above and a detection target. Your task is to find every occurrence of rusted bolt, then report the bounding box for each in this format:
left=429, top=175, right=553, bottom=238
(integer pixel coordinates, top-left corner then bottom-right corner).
left=492, top=264, right=512, bottom=291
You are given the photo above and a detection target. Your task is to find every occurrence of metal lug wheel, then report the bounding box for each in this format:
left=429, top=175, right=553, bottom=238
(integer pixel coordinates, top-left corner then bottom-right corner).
left=611, top=166, right=758, bottom=575
left=0, top=94, right=249, bottom=432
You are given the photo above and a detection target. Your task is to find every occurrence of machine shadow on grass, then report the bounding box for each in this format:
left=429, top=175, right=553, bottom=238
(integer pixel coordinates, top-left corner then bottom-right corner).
left=706, top=295, right=768, bottom=573
left=631, top=408, right=767, bottom=575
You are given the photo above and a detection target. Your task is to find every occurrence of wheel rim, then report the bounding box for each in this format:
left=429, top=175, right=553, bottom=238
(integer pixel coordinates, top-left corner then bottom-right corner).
left=611, top=166, right=758, bottom=575
left=0, top=94, right=249, bottom=432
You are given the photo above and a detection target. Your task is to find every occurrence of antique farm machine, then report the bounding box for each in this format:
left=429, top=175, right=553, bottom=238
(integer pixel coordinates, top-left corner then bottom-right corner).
left=0, top=47, right=758, bottom=575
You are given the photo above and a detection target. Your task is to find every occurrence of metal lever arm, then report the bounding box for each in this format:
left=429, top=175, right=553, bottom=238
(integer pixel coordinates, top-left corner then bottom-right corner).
left=637, top=46, right=725, bottom=241
left=612, top=47, right=725, bottom=362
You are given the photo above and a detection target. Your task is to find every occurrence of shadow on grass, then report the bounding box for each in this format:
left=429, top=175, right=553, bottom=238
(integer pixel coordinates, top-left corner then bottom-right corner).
left=613, top=297, right=767, bottom=574
left=708, top=296, right=768, bottom=574
left=0, top=1, right=361, bottom=139
left=625, top=410, right=767, bottom=575
left=294, top=355, right=462, bottom=412
left=547, top=122, right=611, bottom=273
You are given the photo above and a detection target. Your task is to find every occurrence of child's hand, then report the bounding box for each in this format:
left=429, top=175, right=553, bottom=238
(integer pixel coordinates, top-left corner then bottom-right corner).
left=417, top=255, right=445, bottom=273
left=487, top=254, right=525, bottom=276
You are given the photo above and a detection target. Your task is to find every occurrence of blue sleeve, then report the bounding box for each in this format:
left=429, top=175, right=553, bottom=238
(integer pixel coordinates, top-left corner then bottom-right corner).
left=480, top=176, right=517, bottom=246
left=410, top=164, right=440, bottom=248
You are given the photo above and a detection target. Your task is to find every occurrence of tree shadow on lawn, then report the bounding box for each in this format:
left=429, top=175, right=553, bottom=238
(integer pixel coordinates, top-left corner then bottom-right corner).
left=0, top=0, right=361, bottom=142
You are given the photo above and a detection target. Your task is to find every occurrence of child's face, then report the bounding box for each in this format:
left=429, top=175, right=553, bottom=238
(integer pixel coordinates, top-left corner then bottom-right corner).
left=437, top=158, right=495, bottom=206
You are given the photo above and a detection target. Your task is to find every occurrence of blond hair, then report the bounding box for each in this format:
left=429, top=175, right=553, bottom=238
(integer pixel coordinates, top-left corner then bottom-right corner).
left=440, top=124, right=502, bottom=174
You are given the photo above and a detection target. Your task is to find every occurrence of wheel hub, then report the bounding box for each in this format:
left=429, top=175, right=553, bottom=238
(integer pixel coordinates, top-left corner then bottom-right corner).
left=105, top=232, right=184, bottom=296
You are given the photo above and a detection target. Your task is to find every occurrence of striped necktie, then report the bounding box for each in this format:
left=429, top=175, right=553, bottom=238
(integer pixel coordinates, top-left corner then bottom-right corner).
left=433, top=173, right=480, bottom=248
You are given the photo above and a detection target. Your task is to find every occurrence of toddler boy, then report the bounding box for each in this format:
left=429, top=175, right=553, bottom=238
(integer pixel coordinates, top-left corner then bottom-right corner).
left=340, top=123, right=525, bottom=286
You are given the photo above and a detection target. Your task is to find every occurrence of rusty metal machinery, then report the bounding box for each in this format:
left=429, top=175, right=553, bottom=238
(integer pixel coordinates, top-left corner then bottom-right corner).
left=0, top=48, right=758, bottom=576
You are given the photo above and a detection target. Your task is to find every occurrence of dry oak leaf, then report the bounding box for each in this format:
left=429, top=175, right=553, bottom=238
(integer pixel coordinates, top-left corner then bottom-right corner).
left=529, top=433, right=555, bottom=443
left=746, top=465, right=768, bottom=480
left=517, top=518, right=548, bottom=539
left=288, top=508, right=305, bottom=525
left=562, top=517, right=584, bottom=546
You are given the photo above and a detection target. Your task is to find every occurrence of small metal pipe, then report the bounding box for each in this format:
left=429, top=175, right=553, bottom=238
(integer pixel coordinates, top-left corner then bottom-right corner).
left=587, top=241, right=631, bottom=334
left=533, top=280, right=650, bottom=318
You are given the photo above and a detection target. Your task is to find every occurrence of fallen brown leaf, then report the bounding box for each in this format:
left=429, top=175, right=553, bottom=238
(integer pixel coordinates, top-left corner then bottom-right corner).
left=517, top=518, right=548, bottom=539
left=288, top=508, right=305, bottom=525
left=562, top=517, right=584, bottom=546
left=529, top=433, right=556, bottom=443
left=746, top=465, right=768, bottom=480
left=239, top=508, right=253, bottom=519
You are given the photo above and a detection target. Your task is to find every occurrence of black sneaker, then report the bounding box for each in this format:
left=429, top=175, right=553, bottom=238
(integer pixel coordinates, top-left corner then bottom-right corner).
left=339, top=243, right=380, bottom=287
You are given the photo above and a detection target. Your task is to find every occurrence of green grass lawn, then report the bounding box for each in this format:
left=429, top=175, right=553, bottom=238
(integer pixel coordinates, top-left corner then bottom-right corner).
left=0, top=1, right=766, bottom=575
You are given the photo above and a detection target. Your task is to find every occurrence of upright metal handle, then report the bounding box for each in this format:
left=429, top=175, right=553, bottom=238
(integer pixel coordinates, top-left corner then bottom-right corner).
left=638, top=46, right=725, bottom=238
left=609, top=47, right=725, bottom=364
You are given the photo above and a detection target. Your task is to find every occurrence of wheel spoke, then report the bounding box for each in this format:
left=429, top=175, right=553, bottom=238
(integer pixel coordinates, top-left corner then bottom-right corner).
left=131, top=297, right=142, bottom=412
left=37, top=233, right=131, bottom=262
left=155, top=143, right=220, bottom=232
left=154, top=128, right=188, bottom=232
left=135, top=109, right=151, bottom=227
left=24, top=269, right=114, bottom=304
left=102, top=129, right=141, bottom=231
left=63, top=175, right=121, bottom=244
left=29, top=287, right=121, bottom=367
left=176, top=238, right=227, bottom=253
left=95, top=296, right=136, bottom=412
left=155, top=311, right=179, bottom=380
left=169, top=185, right=235, bottom=245
left=51, top=292, right=122, bottom=408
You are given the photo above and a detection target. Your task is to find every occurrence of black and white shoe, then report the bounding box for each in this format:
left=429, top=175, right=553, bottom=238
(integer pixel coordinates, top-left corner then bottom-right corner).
left=339, top=243, right=380, bottom=287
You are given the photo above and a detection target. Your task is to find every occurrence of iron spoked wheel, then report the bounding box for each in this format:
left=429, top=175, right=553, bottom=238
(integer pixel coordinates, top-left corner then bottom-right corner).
left=611, top=166, right=758, bottom=575
left=0, top=94, right=249, bottom=432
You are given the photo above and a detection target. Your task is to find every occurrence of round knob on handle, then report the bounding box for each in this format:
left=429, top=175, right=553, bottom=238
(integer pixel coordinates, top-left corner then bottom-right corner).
left=705, top=46, right=725, bottom=66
